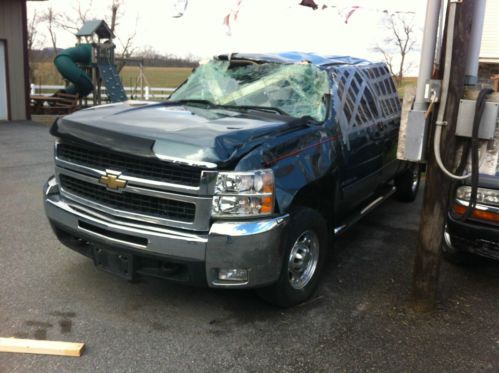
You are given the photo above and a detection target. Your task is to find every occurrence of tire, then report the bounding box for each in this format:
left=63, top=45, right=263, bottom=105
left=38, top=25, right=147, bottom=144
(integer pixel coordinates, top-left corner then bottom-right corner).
left=394, top=163, right=421, bottom=202
left=256, top=206, right=328, bottom=308
left=441, top=226, right=474, bottom=265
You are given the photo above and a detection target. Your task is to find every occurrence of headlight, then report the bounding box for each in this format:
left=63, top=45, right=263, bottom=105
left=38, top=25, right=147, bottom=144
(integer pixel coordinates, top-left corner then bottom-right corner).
left=456, top=186, right=499, bottom=207
left=212, top=169, right=274, bottom=217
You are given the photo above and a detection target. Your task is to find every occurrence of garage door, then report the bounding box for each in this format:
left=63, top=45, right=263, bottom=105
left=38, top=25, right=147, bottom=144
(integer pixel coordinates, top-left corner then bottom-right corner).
left=0, top=41, right=8, bottom=120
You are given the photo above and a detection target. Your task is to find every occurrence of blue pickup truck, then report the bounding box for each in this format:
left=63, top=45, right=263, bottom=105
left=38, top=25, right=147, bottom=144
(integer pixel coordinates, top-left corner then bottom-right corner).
left=444, top=175, right=499, bottom=263
left=44, top=52, right=420, bottom=307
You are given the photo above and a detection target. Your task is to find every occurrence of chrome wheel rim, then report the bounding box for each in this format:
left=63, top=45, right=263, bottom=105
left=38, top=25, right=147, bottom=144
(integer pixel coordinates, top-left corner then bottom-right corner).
left=411, top=167, right=420, bottom=193
left=288, top=230, right=320, bottom=290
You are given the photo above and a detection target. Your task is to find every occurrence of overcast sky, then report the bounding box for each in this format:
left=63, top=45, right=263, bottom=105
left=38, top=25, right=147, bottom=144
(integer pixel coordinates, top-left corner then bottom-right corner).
left=28, top=0, right=428, bottom=73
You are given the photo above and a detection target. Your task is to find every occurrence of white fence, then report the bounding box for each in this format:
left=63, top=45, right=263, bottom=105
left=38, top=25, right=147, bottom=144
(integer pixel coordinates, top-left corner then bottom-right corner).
left=30, top=84, right=175, bottom=101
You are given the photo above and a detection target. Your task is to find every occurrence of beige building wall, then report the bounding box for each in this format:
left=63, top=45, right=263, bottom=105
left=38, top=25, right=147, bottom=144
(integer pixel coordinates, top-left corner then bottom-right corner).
left=0, top=0, right=28, bottom=120
left=481, top=0, right=499, bottom=63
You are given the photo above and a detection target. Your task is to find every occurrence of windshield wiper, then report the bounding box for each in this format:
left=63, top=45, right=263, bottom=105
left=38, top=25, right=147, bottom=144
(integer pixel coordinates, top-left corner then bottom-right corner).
left=171, top=100, right=289, bottom=116
left=173, top=99, right=218, bottom=107
left=219, top=105, right=289, bottom=116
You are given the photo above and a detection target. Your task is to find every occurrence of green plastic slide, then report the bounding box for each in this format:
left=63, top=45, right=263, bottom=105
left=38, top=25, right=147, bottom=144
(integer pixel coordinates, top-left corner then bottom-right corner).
left=54, top=44, right=93, bottom=96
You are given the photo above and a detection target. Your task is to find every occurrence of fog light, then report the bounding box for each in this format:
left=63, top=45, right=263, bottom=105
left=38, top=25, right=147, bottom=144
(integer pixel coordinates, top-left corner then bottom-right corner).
left=45, top=176, right=59, bottom=196
left=218, top=269, right=248, bottom=282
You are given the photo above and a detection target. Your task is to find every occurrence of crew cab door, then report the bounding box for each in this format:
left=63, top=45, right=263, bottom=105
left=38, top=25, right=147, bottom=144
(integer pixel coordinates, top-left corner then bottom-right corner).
left=332, top=68, right=384, bottom=211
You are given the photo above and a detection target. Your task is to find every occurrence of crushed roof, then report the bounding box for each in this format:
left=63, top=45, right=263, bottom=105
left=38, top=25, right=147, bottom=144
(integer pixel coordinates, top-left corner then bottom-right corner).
left=218, top=52, right=374, bottom=67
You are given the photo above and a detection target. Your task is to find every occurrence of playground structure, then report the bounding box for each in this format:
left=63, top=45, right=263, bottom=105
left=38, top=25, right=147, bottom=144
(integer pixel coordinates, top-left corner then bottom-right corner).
left=116, top=57, right=152, bottom=100
left=36, top=20, right=128, bottom=113
left=67, top=20, right=127, bottom=105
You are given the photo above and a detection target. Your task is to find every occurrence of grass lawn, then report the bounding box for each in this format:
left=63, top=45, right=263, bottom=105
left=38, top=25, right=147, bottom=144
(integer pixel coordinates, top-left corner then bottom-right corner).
left=31, top=62, right=192, bottom=89
left=119, top=66, right=192, bottom=88
left=397, top=76, right=417, bottom=98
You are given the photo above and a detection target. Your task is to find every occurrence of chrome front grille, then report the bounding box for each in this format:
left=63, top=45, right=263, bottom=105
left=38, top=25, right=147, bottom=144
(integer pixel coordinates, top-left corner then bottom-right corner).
left=57, top=143, right=204, bottom=187
left=54, top=141, right=216, bottom=232
left=451, top=234, right=499, bottom=260
left=60, top=174, right=196, bottom=222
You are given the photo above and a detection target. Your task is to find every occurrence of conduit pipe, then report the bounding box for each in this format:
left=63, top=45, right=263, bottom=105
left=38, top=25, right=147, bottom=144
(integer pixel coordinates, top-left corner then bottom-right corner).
left=465, top=0, right=487, bottom=85
left=414, top=0, right=443, bottom=111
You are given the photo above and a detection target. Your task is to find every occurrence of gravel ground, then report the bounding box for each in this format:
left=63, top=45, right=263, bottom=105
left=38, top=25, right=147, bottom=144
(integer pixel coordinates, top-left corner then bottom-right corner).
left=0, top=121, right=498, bottom=372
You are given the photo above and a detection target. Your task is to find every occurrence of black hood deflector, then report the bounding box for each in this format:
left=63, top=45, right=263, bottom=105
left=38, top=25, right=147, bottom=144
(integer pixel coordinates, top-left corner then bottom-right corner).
left=51, top=102, right=310, bottom=168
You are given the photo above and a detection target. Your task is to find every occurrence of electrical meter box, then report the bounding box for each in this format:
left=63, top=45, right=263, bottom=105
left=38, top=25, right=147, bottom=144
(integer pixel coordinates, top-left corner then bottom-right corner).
left=403, top=110, right=427, bottom=162
left=397, top=86, right=428, bottom=163
left=456, top=99, right=499, bottom=140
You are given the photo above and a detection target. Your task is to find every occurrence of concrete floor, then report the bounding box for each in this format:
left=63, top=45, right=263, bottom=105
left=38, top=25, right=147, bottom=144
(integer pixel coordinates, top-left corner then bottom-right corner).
left=30, top=115, right=58, bottom=127
left=0, top=121, right=498, bottom=372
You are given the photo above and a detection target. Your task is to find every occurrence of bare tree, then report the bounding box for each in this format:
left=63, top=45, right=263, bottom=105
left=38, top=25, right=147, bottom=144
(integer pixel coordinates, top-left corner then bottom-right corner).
left=137, top=45, right=160, bottom=60
left=76, top=0, right=94, bottom=25
left=37, top=0, right=137, bottom=70
left=41, top=7, right=60, bottom=57
left=115, top=29, right=137, bottom=71
left=107, top=0, right=137, bottom=72
left=108, top=0, right=121, bottom=32
left=27, top=10, right=44, bottom=81
left=373, top=13, right=417, bottom=85
left=57, top=1, right=94, bottom=33
left=27, top=10, right=41, bottom=53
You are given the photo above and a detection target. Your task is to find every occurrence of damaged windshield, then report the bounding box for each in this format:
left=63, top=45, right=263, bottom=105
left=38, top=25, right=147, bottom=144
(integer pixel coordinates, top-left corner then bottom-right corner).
left=169, top=60, right=329, bottom=121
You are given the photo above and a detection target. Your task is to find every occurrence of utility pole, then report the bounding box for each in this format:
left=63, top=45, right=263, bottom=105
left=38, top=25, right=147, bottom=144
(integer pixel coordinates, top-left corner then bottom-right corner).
left=411, top=0, right=475, bottom=312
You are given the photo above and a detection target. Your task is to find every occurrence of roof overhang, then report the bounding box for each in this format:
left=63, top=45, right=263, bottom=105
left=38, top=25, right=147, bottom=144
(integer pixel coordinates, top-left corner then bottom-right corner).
left=480, top=58, right=499, bottom=64
left=76, top=19, right=113, bottom=39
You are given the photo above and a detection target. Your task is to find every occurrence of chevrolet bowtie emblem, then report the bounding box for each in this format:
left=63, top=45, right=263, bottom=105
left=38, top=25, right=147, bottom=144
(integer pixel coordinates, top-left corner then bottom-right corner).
left=99, top=171, right=127, bottom=191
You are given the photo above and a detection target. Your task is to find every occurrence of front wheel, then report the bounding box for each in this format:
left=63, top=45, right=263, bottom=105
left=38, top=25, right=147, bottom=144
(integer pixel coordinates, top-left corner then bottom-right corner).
left=256, top=206, right=328, bottom=307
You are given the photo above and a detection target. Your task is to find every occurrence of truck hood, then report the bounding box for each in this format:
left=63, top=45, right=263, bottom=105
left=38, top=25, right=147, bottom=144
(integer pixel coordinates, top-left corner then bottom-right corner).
left=51, top=101, right=307, bottom=168
left=477, top=174, right=499, bottom=189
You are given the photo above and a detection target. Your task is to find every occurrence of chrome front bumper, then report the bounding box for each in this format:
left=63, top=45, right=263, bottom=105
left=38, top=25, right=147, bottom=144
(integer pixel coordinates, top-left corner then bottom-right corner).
left=44, top=177, right=288, bottom=288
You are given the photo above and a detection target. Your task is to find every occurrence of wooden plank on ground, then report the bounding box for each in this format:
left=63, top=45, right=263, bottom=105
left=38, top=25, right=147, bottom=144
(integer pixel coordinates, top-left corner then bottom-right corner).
left=0, top=337, right=85, bottom=357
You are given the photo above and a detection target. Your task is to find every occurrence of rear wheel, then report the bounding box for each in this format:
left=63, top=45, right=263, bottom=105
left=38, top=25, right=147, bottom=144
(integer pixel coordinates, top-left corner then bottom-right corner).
left=256, top=206, right=328, bottom=308
left=394, top=163, right=421, bottom=202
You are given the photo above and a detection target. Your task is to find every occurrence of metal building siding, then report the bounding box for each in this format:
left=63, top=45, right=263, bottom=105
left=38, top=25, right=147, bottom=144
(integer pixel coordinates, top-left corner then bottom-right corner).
left=481, top=1, right=499, bottom=61
left=0, top=0, right=27, bottom=120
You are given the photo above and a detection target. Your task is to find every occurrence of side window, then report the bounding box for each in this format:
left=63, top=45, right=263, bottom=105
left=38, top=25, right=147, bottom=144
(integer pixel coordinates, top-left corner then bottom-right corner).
left=351, top=72, right=367, bottom=127
left=353, top=70, right=380, bottom=126
left=335, top=70, right=354, bottom=124
left=363, top=85, right=379, bottom=119
left=366, top=64, right=401, bottom=119
left=350, top=76, right=360, bottom=95
left=334, top=67, right=383, bottom=129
